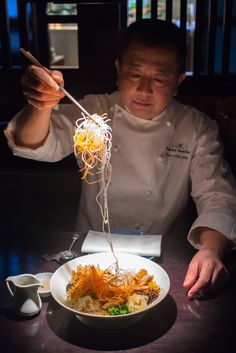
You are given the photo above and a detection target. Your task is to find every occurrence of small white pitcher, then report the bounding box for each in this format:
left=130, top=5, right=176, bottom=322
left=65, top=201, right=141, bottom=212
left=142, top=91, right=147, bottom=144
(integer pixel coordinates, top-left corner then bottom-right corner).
left=5, top=274, right=42, bottom=316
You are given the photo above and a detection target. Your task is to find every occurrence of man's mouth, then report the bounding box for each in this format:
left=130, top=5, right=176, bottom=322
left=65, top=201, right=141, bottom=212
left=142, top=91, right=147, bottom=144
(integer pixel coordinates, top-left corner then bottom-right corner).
left=132, top=100, right=152, bottom=107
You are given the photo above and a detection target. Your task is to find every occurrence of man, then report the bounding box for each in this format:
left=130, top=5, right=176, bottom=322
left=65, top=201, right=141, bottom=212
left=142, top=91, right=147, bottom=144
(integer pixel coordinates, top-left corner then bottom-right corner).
left=5, top=19, right=236, bottom=298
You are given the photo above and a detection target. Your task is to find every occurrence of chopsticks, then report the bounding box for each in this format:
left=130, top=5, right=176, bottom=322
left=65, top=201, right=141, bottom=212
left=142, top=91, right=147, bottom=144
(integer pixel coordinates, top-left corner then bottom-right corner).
left=19, top=48, right=99, bottom=126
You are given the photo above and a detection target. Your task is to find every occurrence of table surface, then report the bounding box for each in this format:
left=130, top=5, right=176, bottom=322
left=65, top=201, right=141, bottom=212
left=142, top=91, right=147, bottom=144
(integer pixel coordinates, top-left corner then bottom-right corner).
left=1, top=228, right=236, bottom=353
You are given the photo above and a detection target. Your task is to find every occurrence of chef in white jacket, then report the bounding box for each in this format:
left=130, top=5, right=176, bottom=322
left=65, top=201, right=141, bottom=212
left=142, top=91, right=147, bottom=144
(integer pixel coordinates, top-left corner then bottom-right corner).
left=4, top=19, right=236, bottom=298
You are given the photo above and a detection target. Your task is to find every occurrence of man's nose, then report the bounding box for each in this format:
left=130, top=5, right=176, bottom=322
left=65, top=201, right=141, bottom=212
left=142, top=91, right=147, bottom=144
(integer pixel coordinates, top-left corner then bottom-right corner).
left=137, top=77, right=153, bottom=93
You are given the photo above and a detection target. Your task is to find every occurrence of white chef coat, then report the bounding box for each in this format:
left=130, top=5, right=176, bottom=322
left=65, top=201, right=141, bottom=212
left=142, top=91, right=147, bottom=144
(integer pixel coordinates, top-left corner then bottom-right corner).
left=5, top=92, right=236, bottom=248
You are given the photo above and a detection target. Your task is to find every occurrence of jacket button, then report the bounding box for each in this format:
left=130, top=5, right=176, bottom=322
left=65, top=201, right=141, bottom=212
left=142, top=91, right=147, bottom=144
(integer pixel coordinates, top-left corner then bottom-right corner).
left=158, top=156, right=163, bottom=162
left=146, top=190, right=152, bottom=197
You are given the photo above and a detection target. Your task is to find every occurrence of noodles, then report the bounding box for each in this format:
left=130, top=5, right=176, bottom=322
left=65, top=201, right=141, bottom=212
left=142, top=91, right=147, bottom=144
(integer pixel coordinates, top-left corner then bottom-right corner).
left=66, top=265, right=160, bottom=316
left=73, top=112, right=112, bottom=231
left=73, top=112, right=118, bottom=265
left=72, top=114, right=160, bottom=316
left=73, top=113, right=112, bottom=186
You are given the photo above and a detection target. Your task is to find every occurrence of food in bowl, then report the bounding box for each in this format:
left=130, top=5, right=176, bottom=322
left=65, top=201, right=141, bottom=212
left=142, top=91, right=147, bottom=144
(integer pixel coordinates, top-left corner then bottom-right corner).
left=50, top=253, right=170, bottom=329
left=66, top=265, right=160, bottom=316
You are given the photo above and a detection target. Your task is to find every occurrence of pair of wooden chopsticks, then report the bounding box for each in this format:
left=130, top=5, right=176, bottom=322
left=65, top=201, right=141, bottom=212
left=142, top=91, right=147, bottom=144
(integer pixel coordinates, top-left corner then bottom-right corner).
left=19, top=48, right=99, bottom=126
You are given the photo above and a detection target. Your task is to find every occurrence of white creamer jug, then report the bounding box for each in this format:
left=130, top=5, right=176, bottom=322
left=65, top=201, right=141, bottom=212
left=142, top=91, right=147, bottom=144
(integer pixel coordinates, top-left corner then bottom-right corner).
left=5, top=274, right=42, bottom=316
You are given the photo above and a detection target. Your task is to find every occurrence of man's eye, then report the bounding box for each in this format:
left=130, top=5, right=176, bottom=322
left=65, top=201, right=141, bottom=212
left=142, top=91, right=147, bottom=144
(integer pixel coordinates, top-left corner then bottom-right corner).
left=129, top=73, right=141, bottom=80
left=154, top=77, right=166, bottom=84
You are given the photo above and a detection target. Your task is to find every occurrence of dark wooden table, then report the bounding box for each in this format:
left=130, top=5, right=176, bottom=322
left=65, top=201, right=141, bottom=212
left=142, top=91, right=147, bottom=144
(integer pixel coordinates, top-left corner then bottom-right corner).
left=1, top=228, right=236, bottom=353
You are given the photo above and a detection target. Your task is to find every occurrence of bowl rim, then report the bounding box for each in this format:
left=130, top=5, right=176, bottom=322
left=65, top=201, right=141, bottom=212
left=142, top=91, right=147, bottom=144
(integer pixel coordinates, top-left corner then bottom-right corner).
left=50, top=252, right=170, bottom=319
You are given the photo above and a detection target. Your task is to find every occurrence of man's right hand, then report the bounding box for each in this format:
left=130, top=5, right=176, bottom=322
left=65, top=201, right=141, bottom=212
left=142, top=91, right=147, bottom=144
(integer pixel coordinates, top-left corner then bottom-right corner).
left=21, top=65, right=65, bottom=110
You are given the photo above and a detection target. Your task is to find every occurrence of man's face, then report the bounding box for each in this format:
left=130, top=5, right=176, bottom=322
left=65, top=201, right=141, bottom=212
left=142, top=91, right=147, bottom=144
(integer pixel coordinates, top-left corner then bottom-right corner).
left=116, top=42, right=185, bottom=120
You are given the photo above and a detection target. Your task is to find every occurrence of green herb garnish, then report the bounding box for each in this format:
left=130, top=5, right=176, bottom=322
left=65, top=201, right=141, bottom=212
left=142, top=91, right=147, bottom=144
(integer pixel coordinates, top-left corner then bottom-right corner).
left=108, top=304, right=130, bottom=316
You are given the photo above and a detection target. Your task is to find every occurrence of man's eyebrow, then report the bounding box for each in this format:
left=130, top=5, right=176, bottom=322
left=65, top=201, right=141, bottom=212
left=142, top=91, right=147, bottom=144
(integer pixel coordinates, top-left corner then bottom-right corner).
left=123, top=62, right=141, bottom=67
left=123, top=61, right=170, bottom=76
left=154, top=69, right=169, bottom=76
left=124, top=62, right=168, bottom=72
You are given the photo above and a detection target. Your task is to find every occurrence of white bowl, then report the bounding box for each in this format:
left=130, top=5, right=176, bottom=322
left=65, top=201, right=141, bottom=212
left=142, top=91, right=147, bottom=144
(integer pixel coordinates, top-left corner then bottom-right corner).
left=35, top=272, right=53, bottom=297
left=50, top=252, right=170, bottom=329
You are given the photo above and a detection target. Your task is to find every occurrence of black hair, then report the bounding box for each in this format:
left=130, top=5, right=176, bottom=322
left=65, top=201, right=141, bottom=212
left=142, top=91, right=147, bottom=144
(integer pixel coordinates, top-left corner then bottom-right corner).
left=116, top=19, right=187, bottom=73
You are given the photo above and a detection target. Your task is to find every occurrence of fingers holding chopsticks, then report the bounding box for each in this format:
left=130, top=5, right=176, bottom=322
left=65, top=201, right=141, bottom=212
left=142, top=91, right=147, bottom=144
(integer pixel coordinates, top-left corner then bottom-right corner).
left=21, top=65, right=65, bottom=110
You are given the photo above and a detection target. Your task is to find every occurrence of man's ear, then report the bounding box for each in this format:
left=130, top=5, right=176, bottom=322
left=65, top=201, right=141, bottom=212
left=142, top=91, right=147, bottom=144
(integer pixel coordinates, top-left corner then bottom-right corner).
left=115, top=59, right=120, bottom=74
left=177, top=72, right=186, bottom=87
left=173, top=73, right=186, bottom=96
left=115, top=59, right=120, bottom=86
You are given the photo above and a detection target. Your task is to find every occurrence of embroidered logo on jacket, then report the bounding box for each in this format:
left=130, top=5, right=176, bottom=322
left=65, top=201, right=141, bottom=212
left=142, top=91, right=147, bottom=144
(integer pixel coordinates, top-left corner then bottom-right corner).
left=166, top=143, right=190, bottom=160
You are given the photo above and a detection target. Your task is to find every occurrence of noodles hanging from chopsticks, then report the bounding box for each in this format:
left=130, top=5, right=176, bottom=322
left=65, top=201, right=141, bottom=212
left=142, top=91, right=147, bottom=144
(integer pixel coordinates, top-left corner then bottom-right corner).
left=73, top=113, right=112, bottom=184
left=73, top=112, right=118, bottom=268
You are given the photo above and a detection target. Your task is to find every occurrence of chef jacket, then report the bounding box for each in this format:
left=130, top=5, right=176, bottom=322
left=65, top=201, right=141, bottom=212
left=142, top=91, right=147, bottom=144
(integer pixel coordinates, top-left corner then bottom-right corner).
left=5, top=92, right=236, bottom=248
